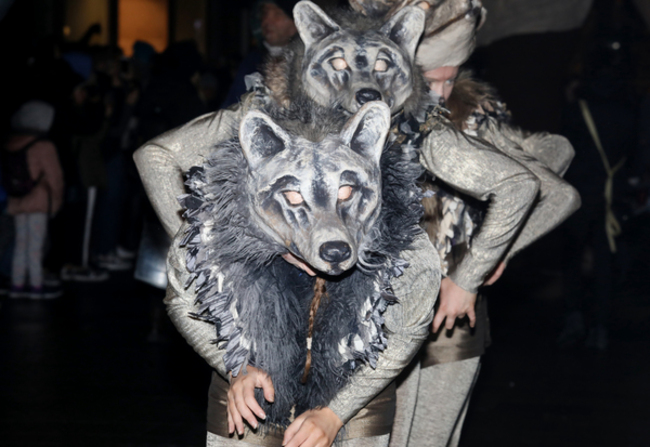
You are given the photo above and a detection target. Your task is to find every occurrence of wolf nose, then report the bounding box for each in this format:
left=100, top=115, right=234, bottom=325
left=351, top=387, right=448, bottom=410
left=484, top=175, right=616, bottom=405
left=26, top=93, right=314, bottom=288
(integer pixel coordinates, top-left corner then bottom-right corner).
left=319, top=241, right=352, bottom=263
left=356, top=89, right=382, bottom=105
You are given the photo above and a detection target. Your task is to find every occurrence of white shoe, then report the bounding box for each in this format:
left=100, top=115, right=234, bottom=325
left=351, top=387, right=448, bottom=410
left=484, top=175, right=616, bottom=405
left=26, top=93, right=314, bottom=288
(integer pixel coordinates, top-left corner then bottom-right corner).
left=61, top=265, right=110, bottom=282
left=95, top=252, right=133, bottom=271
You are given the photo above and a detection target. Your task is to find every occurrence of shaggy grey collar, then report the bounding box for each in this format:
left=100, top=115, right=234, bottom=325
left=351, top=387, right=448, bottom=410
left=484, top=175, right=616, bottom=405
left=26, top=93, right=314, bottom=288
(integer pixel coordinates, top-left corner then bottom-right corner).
left=179, top=136, right=424, bottom=427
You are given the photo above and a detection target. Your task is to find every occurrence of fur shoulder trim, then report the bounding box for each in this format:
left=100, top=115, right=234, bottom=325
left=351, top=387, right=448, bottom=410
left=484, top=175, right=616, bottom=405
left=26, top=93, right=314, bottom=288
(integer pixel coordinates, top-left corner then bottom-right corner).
left=178, top=136, right=424, bottom=427
left=446, top=70, right=500, bottom=129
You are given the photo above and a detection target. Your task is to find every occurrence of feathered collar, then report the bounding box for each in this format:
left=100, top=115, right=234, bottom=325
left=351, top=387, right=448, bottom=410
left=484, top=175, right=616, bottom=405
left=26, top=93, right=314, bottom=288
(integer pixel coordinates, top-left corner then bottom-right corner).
left=178, top=136, right=424, bottom=428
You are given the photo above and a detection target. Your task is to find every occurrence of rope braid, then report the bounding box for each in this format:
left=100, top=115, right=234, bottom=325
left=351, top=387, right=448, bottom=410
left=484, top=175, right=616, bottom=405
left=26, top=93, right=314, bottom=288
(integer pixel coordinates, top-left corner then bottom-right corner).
left=301, top=277, right=328, bottom=383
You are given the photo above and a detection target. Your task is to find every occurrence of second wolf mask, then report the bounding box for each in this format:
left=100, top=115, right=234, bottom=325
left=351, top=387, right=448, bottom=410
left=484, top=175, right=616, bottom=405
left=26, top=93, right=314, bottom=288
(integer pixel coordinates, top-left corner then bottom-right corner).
left=266, top=1, right=428, bottom=118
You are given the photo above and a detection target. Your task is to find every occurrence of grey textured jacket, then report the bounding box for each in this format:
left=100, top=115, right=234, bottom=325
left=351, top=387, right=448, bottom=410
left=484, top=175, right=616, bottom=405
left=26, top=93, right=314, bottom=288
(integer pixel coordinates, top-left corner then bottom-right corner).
left=418, top=94, right=580, bottom=293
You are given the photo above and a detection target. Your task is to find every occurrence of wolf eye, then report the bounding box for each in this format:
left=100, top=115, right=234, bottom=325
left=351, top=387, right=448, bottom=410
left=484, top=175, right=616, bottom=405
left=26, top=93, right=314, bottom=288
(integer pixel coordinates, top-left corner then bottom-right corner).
left=283, top=190, right=304, bottom=206
left=330, top=58, right=348, bottom=71
left=374, top=59, right=389, bottom=72
left=338, top=185, right=354, bottom=201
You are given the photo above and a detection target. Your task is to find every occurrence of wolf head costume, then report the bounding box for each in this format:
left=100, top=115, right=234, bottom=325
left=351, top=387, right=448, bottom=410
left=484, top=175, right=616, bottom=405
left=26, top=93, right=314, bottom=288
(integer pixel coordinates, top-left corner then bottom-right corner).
left=179, top=102, right=424, bottom=427
left=348, top=0, right=486, bottom=71
left=239, top=104, right=389, bottom=275
left=265, top=1, right=430, bottom=119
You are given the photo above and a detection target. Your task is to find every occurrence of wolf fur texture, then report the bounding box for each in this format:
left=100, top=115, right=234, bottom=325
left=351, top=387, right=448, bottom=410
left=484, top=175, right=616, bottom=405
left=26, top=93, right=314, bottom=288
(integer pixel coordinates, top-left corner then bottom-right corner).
left=179, top=102, right=424, bottom=427
left=264, top=1, right=430, bottom=120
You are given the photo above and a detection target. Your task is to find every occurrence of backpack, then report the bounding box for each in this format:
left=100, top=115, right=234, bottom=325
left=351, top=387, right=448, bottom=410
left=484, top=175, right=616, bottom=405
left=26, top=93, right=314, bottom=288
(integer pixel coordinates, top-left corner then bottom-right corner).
left=1, top=138, right=43, bottom=198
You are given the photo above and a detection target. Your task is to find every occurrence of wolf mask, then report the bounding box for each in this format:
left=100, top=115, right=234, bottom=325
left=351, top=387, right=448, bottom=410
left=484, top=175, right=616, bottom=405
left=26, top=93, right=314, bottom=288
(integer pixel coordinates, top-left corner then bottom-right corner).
left=180, top=101, right=424, bottom=426
left=266, top=1, right=427, bottom=117
left=240, top=102, right=390, bottom=275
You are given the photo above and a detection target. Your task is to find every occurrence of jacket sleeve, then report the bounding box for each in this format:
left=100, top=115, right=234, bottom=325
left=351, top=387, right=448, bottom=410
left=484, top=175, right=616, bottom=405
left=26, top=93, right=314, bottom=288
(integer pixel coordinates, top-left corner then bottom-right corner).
left=419, top=118, right=540, bottom=293
left=133, top=108, right=243, bottom=375
left=327, top=233, right=439, bottom=424
left=479, top=122, right=581, bottom=261
left=496, top=124, right=576, bottom=177
left=133, top=107, right=242, bottom=238
left=165, top=223, right=229, bottom=376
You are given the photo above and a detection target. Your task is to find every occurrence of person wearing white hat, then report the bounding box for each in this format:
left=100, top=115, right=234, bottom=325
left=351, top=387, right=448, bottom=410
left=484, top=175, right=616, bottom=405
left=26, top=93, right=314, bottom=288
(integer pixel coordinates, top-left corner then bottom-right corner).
left=348, top=1, right=581, bottom=446
left=3, top=101, right=64, bottom=299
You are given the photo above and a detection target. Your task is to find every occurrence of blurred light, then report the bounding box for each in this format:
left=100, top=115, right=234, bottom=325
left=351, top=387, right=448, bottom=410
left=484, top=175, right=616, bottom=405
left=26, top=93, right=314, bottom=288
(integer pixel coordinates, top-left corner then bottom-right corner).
left=612, top=41, right=621, bottom=50
left=63, top=25, right=71, bottom=37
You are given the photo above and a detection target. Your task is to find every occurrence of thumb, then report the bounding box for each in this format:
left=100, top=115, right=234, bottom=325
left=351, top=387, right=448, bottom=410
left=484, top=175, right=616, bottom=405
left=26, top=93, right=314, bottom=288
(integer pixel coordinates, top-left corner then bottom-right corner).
left=258, top=372, right=275, bottom=403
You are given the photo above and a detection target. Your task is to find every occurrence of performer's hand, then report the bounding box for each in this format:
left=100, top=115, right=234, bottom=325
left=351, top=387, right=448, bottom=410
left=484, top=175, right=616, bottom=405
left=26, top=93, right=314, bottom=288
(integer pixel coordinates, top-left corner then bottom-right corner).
left=283, top=407, right=343, bottom=447
left=483, top=261, right=506, bottom=286
left=433, top=277, right=477, bottom=332
left=282, top=253, right=317, bottom=276
left=227, top=366, right=275, bottom=436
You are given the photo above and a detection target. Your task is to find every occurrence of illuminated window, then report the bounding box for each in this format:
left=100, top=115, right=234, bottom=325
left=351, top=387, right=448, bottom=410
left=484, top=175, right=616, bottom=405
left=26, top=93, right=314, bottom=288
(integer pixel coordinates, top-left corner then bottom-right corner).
left=118, top=0, right=169, bottom=56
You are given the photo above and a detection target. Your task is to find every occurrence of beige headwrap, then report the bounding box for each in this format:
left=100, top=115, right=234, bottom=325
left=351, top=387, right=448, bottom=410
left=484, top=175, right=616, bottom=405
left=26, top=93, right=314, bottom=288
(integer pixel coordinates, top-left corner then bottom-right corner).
left=350, top=0, right=486, bottom=71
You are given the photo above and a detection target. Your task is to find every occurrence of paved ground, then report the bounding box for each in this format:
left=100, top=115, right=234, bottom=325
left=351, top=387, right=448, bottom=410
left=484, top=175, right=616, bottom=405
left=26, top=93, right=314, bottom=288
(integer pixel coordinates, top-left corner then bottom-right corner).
left=1, top=231, right=649, bottom=447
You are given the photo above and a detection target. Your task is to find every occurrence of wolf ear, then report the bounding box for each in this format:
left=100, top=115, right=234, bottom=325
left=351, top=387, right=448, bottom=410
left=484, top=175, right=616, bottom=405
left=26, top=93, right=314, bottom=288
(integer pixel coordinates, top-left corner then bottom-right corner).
left=239, top=111, right=291, bottom=170
left=293, top=1, right=340, bottom=51
left=341, top=102, right=391, bottom=165
left=380, top=6, right=425, bottom=61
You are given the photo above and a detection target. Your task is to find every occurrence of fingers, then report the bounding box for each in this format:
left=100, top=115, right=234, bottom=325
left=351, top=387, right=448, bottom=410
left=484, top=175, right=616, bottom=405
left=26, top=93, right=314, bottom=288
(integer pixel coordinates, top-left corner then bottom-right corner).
left=286, top=423, right=329, bottom=447
left=432, top=311, right=446, bottom=333
left=295, top=432, right=323, bottom=447
left=234, top=382, right=260, bottom=430
left=227, top=391, right=244, bottom=435
left=284, top=423, right=315, bottom=447
left=283, top=413, right=306, bottom=446
left=444, top=311, right=457, bottom=330
left=243, top=380, right=266, bottom=421
left=468, top=306, right=477, bottom=328
left=258, top=372, right=275, bottom=403
left=227, top=406, right=235, bottom=435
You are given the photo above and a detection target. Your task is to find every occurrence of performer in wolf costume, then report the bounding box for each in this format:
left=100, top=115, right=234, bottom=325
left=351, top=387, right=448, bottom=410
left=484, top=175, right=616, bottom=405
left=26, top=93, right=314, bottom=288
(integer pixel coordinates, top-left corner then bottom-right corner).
left=342, top=1, right=580, bottom=445
left=177, top=102, right=439, bottom=447
left=135, top=5, right=440, bottom=447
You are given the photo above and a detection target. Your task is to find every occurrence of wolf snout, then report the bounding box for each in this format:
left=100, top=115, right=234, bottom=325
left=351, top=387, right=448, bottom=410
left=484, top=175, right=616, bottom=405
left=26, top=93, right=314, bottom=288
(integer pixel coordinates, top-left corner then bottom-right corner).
left=319, top=241, right=352, bottom=263
left=356, top=88, right=382, bottom=105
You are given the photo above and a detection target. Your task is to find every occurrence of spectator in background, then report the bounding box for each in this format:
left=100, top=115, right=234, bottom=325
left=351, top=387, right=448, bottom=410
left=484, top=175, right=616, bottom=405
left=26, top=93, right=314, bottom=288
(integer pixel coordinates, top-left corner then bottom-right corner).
left=220, top=0, right=297, bottom=108
left=3, top=101, right=64, bottom=299
left=93, top=48, right=141, bottom=271
left=132, top=40, right=156, bottom=89
left=137, top=40, right=206, bottom=142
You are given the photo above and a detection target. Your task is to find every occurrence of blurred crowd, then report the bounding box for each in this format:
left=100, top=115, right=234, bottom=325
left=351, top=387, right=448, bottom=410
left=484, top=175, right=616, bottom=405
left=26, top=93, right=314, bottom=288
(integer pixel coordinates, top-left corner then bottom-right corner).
left=0, top=0, right=302, bottom=302
left=0, top=31, right=227, bottom=297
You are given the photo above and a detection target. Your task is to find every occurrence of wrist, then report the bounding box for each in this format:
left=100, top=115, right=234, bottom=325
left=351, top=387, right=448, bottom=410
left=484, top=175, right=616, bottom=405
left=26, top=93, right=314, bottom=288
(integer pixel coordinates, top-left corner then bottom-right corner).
left=321, top=407, right=343, bottom=428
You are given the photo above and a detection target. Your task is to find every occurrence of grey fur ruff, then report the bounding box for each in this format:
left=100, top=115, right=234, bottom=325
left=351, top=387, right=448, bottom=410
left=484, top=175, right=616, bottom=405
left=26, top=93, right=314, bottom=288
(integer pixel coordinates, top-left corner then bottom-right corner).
left=179, top=136, right=424, bottom=428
